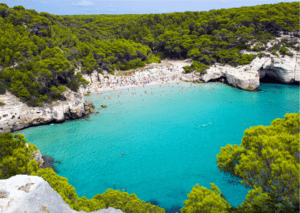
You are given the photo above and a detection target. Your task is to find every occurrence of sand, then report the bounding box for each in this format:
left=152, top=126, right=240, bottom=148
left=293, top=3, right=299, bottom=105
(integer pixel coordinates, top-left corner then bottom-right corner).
left=83, top=59, right=192, bottom=94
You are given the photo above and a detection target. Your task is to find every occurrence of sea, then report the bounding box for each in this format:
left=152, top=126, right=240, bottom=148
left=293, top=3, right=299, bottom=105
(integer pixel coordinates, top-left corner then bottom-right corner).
left=18, top=82, right=300, bottom=212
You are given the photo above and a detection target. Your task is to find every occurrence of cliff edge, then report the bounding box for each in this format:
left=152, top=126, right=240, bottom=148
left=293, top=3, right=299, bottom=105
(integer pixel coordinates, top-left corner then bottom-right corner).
left=0, top=89, right=95, bottom=133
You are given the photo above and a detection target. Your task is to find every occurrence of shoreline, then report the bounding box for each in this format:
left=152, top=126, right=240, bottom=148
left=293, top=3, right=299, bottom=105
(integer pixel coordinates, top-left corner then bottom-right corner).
left=86, top=79, right=184, bottom=94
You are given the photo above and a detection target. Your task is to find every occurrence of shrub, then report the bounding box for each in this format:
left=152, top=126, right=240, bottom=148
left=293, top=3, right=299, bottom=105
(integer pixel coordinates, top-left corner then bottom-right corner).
left=0, top=84, right=6, bottom=95
left=258, top=52, right=264, bottom=58
left=0, top=101, right=5, bottom=106
left=67, top=80, right=80, bottom=92
left=183, top=61, right=209, bottom=73
left=181, top=183, right=230, bottom=213
left=0, top=133, right=39, bottom=179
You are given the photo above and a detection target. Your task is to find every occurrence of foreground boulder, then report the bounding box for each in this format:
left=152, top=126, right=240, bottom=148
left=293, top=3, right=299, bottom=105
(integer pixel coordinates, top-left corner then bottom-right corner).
left=0, top=175, right=123, bottom=213
left=0, top=89, right=95, bottom=133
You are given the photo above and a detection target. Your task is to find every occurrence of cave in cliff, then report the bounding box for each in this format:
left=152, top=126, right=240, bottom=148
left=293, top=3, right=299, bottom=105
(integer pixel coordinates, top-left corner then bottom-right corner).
left=260, top=72, right=299, bottom=85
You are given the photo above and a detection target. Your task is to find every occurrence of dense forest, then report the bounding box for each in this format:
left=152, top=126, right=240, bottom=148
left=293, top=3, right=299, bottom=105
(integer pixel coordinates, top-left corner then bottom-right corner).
left=0, top=2, right=299, bottom=106
left=1, top=113, right=299, bottom=212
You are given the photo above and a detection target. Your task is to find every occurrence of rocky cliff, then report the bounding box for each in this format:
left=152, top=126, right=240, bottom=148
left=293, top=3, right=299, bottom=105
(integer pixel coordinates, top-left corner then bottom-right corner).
left=203, top=53, right=299, bottom=90
left=0, top=89, right=95, bottom=134
left=181, top=36, right=300, bottom=90
left=0, top=175, right=123, bottom=213
left=181, top=53, right=299, bottom=90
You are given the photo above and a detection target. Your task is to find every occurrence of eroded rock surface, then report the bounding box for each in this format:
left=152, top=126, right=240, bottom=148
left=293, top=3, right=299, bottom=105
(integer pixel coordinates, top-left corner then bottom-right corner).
left=0, top=175, right=123, bottom=213
left=181, top=35, right=299, bottom=90
left=182, top=51, right=299, bottom=90
left=0, top=89, right=95, bottom=133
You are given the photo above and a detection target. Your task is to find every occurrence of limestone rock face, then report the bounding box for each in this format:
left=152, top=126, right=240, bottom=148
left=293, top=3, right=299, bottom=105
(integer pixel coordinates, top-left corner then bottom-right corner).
left=202, top=66, right=225, bottom=82
left=249, top=54, right=300, bottom=83
left=0, top=89, right=95, bottom=133
left=190, top=53, right=299, bottom=90
left=183, top=34, right=300, bottom=90
left=82, top=71, right=101, bottom=83
left=183, top=65, right=260, bottom=90
left=225, top=69, right=260, bottom=90
left=0, top=175, right=123, bottom=213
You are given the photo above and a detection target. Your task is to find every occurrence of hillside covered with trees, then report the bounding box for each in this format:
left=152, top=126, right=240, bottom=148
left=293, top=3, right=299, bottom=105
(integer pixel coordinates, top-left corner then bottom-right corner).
left=0, top=2, right=299, bottom=106
left=1, top=113, right=299, bottom=212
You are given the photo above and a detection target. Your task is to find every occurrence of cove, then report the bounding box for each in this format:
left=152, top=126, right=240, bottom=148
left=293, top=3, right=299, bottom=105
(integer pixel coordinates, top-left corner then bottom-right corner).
left=18, top=82, right=300, bottom=211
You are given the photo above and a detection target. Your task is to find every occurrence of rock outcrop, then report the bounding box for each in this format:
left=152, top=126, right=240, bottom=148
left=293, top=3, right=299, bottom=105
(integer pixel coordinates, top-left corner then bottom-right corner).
left=0, top=89, right=95, bottom=133
left=0, top=175, right=123, bottom=213
left=180, top=35, right=299, bottom=90
left=258, top=55, right=300, bottom=83
left=82, top=71, right=102, bottom=83
left=200, top=65, right=260, bottom=90
left=75, top=65, right=105, bottom=84
left=181, top=53, right=299, bottom=90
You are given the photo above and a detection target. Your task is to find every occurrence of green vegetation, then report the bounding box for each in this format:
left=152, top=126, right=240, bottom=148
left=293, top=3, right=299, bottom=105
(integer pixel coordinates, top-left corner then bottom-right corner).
left=0, top=101, right=5, bottom=106
left=0, top=4, right=157, bottom=106
left=183, top=61, right=209, bottom=73
left=0, top=4, right=298, bottom=102
left=1, top=113, right=299, bottom=212
left=216, top=112, right=299, bottom=212
left=0, top=2, right=298, bottom=105
left=0, top=132, right=39, bottom=179
left=258, top=52, right=270, bottom=59
left=0, top=84, right=6, bottom=94
left=181, top=183, right=230, bottom=212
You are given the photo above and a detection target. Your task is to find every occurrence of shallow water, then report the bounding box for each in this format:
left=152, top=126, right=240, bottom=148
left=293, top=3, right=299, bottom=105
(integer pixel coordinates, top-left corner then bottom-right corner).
left=19, top=82, right=299, bottom=211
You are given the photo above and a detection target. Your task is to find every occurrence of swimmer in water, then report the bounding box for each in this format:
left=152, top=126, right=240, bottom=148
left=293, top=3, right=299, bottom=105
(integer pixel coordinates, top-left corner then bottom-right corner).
left=121, top=188, right=126, bottom=192
left=121, top=153, right=124, bottom=156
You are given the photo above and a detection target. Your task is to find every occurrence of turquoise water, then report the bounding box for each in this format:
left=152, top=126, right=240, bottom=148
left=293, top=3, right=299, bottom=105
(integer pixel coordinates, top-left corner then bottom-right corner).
left=19, top=83, right=299, bottom=211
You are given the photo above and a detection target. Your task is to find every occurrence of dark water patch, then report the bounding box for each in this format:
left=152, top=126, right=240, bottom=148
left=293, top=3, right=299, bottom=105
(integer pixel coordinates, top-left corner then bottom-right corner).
left=165, top=205, right=182, bottom=213
left=147, top=199, right=160, bottom=205
left=147, top=199, right=182, bottom=213
left=41, top=155, right=57, bottom=172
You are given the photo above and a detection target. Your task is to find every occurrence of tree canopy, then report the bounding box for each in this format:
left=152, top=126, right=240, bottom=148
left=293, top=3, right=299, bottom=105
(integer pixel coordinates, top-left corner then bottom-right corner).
left=0, top=132, right=38, bottom=179
left=0, top=2, right=298, bottom=106
left=216, top=112, right=300, bottom=211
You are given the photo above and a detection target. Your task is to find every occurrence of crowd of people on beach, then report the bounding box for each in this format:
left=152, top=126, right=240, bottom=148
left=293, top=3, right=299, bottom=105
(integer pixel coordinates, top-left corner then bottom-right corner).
left=85, top=65, right=184, bottom=93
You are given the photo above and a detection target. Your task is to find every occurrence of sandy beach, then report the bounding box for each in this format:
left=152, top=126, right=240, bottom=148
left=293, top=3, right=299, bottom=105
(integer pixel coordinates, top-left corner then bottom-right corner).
left=80, top=59, right=192, bottom=94
left=87, top=79, right=183, bottom=94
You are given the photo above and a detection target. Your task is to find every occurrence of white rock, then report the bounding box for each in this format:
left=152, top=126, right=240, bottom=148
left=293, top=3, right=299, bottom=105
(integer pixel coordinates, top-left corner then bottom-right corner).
left=0, top=89, right=92, bottom=133
left=0, top=175, right=123, bottom=213
left=197, top=52, right=299, bottom=90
